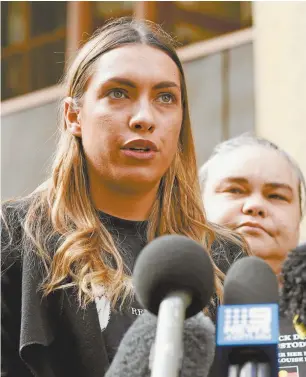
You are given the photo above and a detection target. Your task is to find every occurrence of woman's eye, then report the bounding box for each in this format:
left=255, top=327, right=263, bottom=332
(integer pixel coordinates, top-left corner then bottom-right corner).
left=227, top=187, right=243, bottom=194
left=157, top=93, right=175, bottom=104
left=269, top=194, right=287, bottom=201
left=108, top=89, right=127, bottom=99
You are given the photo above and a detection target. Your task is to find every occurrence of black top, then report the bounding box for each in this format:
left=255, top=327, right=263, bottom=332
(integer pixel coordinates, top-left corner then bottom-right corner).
left=5, top=199, right=303, bottom=377
left=96, top=211, right=147, bottom=363
left=1, top=198, right=240, bottom=377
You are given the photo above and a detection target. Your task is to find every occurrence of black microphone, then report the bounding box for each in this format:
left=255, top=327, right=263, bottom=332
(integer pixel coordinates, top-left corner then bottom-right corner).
left=133, top=234, right=215, bottom=377
left=216, top=256, right=279, bottom=377
left=280, top=242, right=306, bottom=339
left=105, top=310, right=216, bottom=377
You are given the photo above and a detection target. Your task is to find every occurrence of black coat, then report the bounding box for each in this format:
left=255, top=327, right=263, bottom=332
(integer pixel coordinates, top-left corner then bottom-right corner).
left=1, top=199, right=243, bottom=377
left=1, top=199, right=115, bottom=377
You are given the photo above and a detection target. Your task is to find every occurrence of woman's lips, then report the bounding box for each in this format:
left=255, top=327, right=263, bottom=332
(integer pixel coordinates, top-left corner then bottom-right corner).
left=236, top=222, right=271, bottom=236
left=121, top=149, right=157, bottom=160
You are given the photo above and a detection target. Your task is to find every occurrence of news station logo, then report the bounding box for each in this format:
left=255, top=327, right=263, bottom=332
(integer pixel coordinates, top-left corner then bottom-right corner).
left=279, top=366, right=299, bottom=377
left=217, top=304, right=279, bottom=345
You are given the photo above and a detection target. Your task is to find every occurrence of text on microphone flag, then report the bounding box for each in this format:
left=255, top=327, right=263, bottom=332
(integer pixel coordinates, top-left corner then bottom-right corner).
left=217, top=304, right=279, bottom=345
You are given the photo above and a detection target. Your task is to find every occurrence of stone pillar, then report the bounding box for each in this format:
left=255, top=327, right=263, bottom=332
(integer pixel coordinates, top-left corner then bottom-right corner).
left=253, top=2, right=306, bottom=242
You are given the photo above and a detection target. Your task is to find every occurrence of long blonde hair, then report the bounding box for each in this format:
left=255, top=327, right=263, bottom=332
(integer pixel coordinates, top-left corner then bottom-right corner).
left=5, top=18, right=249, bottom=310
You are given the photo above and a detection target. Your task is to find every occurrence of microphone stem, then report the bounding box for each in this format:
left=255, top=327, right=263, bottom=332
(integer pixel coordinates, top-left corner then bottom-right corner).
left=228, top=365, right=239, bottom=377
left=238, top=362, right=270, bottom=377
left=150, top=290, right=191, bottom=377
left=239, top=361, right=257, bottom=377
left=257, top=363, right=270, bottom=377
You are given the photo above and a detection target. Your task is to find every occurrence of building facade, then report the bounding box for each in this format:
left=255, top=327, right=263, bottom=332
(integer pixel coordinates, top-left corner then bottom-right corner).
left=1, top=1, right=305, bottom=240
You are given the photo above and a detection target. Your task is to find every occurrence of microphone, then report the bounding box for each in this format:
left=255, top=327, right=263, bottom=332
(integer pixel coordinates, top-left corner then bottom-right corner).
left=280, top=242, right=306, bottom=339
left=133, top=234, right=215, bottom=377
left=216, top=256, right=279, bottom=377
left=104, top=310, right=216, bottom=377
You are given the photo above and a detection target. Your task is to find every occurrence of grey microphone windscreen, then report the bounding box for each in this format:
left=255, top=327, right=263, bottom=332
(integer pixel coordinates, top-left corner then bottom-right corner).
left=105, top=310, right=216, bottom=377
left=223, top=256, right=279, bottom=305
left=133, top=235, right=215, bottom=318
left=280, top=242, right=306, bottom=325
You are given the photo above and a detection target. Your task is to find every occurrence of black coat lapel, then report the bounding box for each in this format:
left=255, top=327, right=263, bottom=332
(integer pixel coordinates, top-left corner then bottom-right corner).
left=61, top=292, right=110, bottom=376
left=19, top=250, right=110, bottom=377
left=19, top=250, right=57, bottom=376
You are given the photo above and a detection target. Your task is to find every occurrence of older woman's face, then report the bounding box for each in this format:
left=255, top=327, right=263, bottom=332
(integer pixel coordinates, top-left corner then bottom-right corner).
left=203, top=146, right=301, bottom=264
left=69, top=44, right=183, bottom=193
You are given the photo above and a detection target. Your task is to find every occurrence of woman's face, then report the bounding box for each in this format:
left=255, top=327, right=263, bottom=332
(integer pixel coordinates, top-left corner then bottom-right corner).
left=203, top=145, right=301, bottom=264
left=68, top=44, right=183, bottom=193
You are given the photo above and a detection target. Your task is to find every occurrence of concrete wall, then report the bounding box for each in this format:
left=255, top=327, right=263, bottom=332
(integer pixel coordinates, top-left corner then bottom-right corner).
left=253, top=2, right=306, bottom=242
left=1, top=101, right=59, bottom=200
left=183, top=42, right=255, bottom=168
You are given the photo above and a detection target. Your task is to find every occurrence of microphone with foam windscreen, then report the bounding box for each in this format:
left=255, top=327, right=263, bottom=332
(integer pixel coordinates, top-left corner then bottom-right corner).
left=216, top=256, right=279, bottom=377
left=132, top=234, right=215, bottom=377
left=104, top=310, right=216, bottom=377
left=280, top=242, right=306, bottom=339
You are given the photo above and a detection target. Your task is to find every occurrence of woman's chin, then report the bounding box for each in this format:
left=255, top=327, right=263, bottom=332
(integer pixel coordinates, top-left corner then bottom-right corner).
left=247, top=239, right=286, bottom=263
left=114, top=173, right=161, bottom=193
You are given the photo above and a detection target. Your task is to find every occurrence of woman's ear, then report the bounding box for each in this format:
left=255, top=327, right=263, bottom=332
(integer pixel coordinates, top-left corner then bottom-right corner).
left=64, top=97, right=82, bottom=138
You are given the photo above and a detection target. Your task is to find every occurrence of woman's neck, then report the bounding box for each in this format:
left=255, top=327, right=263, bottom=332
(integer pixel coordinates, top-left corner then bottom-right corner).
left=89, top=179, right=159, bottom=221
left=261, top=257, right=284, bottom=286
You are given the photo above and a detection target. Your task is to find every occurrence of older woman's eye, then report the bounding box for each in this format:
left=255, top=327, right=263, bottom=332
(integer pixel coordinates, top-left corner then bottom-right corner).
left=269, top=193, right=287, bottom=201
left=227, top=187, right=243, bottom=194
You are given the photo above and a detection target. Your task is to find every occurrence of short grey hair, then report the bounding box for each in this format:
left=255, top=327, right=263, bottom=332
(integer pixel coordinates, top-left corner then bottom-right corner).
left=199, top=133, right=306, bottom=218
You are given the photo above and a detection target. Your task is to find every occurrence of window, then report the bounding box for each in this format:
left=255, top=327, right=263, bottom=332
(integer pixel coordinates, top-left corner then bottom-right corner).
left=91, top=2, right=135, bottom=31
left=89, top=1, right=252, bottom=47
left=155, top=1, right=252, bottom=46
left=1, top=1, right=252, bottom=101
left=1, top=1, right=67, bottom=101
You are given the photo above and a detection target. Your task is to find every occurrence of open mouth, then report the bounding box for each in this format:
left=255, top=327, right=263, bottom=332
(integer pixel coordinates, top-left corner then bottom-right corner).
left=122, top=138, right=158, bottom=152
left=127, top=147, right=151, bottom=152
left=121, top=147, right=156, bottom=160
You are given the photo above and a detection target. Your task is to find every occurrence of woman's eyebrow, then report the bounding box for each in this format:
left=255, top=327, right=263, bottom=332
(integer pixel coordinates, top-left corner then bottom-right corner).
left=219, top=177, right=249, bottom=185
left=219, top=178, right=295, bottom=194
left=100, top=77, right=137, bottom=88
left=213, top=177, right=249, bottom=190
left=265, top=182, right=294, bottom=193
left=99, top=76, right=181, bottom=90
left=152, top=81, right=180, bottom=90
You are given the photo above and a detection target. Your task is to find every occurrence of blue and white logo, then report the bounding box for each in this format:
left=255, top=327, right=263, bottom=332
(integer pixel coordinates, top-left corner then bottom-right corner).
left=217, top=304, right=279, bottom=346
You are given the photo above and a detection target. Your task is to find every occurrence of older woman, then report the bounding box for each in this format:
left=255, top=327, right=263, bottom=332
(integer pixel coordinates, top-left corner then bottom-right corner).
left=199, top=133, right=306, bottom=375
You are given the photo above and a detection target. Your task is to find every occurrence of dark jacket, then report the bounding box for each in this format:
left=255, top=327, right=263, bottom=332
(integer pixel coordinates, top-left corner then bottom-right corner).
left=1, top=199, right=243, bottom=377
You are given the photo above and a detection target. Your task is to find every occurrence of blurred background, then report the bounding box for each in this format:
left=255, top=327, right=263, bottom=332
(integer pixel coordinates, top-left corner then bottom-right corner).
left=1, top=1, right=306, bottom=240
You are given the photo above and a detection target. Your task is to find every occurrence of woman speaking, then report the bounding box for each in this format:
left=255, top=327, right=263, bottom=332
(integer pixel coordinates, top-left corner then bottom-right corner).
left=1, top=17, right=246, bottom=377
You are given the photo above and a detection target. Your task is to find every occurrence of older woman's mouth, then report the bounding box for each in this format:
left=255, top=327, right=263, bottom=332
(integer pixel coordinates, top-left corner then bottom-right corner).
left=236, top=222, right=271, bottom=236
